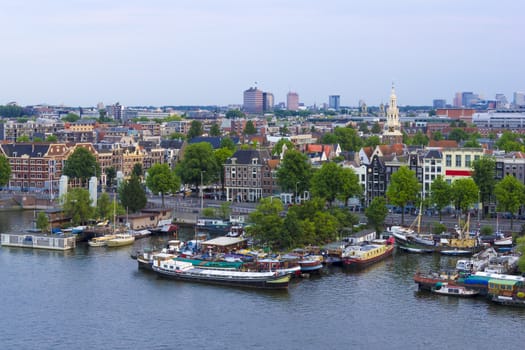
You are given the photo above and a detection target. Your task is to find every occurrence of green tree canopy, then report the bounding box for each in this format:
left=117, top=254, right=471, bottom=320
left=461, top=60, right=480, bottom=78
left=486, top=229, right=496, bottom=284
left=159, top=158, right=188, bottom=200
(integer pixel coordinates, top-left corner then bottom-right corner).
left=365, top=197, right=388, bottom=234
left=16, top=135, right=30, bottom=142
left=105, top=167, right=117, bottom=188
left=272, top=138, right=294, bottom=156
left=386, top=166, right=420, bottom=225
left=517, top=236, right=525, bottom=273
left=430, top=175, right=452, bottom=221
left=471, top=157, right=495, bottom=217
left=0, top=155, right=11, bottom=187
left=310, top=162, right=354, bottom=206
left=371, top=122, right=382, bottom=134
left=322, top=127, right=362, bottom=151
left=410, top=131, right=429, bottom=146
left=209, top=123, right=221, bottom=136
left=175, top=142, right=220, bottom=189
left=146, top=163, right=181, bottom=207
left=187, top=120, right=203, bottom=140
left=62, top=188, right=95, bottom=225
left=432, top=131, right=443, bottom=141
left=363, top=135, right=381, bottom=148
left=62, top=113, right=80, bottom=123
left=45, top=135, right=58, bottom=142
left=246, top=197, right=284, bottom=250
left=220, top=137, right=236, bottom=152
left=96, top=192, right=114, bottom=221
left=0, top=104, right=24, bottom=118
left=243, top=120, right=257, bottom=135
left=451, top=178, right=479, bottom=216
left=358, top=122, right=369, bottom=133
left=118, top=175, right=147, bottom=213
left=214, top=147, right=235, bottom=190
left=494, top=175, right=525, bottom=230
left=495, top=131, right=524, bottom=152
left=63, top=147, right=100, bottom=186
left=225, top=109, right=246, bottom=119
left=169, top=132, right=186, bottom=140
left=36, top=212, right=49, bottom=233
left=447, top=128, right=468, bottom=143
left=132, top=163, right=143, bottom=178
left=276, top=150, right=312, bottom=194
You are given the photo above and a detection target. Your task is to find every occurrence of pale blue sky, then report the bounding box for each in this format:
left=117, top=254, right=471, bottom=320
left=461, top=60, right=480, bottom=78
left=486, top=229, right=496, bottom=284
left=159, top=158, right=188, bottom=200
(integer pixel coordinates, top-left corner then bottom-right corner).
left=0, top=0, right=523, bottom=107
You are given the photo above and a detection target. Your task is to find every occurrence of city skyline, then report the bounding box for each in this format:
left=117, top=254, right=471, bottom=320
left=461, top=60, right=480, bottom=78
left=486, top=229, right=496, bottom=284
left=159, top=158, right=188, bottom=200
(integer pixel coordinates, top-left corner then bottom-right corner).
left=0, top=0, right=523, bottom=107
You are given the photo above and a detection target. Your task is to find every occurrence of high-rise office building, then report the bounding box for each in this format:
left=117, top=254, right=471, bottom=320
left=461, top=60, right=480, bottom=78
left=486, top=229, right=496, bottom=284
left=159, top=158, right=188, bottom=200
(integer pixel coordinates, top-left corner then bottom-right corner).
left=328, top=95, right=340, bottom=111
left=243, top=87, right=263, bottom=114
left=287, top=91, right=299, bottom=111
left=461, top=92, right=477, bottom=107
left=262, top=92, right=274, bottom=112
left=433, top=99, right=447, bottom=109
left=453, top=92, right=462, bottom=108
left=513, top=92, right=525, bottom=107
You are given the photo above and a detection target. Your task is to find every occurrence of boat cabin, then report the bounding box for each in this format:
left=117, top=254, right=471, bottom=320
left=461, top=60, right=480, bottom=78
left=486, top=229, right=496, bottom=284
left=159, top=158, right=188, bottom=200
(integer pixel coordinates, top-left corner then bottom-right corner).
left=488, top=279, right=522, bottom=298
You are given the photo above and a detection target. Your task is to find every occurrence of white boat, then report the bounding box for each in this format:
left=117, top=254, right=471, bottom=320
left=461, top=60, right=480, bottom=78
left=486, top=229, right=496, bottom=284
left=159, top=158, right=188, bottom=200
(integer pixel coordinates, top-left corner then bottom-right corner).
left=493, top=236, right=513, bottom=246
left=106, top=233, right=135, bottom=247
left=431, top=282, right=479, bottom=297
left=88, top=234, right=117, bottom=247
left=440, top=249, right=473, bottom=256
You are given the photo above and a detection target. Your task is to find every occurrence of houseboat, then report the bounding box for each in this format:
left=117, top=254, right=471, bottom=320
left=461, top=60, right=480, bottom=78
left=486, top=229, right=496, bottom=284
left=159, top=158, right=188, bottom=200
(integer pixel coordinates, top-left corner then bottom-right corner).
left=152, top=259, right=291, bottom=290
left=341, top=243, right=394, bottom=269
left=1, top=233, right=76, bottom=251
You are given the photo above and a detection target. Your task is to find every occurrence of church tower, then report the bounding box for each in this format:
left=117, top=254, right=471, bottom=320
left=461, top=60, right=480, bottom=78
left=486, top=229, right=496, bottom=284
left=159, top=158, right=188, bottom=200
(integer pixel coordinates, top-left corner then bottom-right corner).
left=382, top=84, right=403, bottom=144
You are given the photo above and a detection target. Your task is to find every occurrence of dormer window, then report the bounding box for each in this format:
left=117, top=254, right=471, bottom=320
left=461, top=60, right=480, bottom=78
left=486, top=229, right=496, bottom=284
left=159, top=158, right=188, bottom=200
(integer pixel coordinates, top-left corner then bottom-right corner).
left=252, top=158, right=258, bottom=165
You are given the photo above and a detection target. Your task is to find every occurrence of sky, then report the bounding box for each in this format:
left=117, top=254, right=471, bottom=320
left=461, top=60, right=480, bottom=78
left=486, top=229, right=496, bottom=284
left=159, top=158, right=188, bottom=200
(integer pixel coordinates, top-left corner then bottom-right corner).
left=0, top=0, right=523, bottom=107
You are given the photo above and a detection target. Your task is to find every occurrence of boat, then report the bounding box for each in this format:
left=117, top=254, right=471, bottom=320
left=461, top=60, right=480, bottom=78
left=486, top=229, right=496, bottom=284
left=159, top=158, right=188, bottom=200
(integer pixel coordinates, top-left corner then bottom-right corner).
left=196, top=218, right=231, bottom=235
left=493, top=236, right=513, bottom=247
left=135, top=250, right=176, bottom=271
left=298, top=255, right=324, bottom=273
left=150, top=219, right=178, bottom=235
left=431, top=282, right=479, bottom=297
left=341, top=243, right=394, bottom=269
left=130, top=229, right=151, bottom=239
left=106, top=233, right=135, bottom=247
left=152, top=259, right=291, bottom=290
left=440, top=249, right=473, bottom=256
left=88, top=234, right=117, bottom=247
left=257, top=258, right=302, bottom=276
left=488, top=278, right=525, bottom=307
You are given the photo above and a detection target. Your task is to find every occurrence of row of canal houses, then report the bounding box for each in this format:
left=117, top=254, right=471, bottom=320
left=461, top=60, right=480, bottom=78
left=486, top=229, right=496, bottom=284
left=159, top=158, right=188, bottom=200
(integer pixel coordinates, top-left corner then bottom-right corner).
left=2, top=135, right=525, bottom=209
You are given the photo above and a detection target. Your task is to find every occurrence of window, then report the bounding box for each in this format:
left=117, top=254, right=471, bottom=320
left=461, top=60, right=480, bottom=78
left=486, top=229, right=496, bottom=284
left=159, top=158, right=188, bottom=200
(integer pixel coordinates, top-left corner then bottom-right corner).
left=446, top=155, right=451, bottom=167
left=465, top=155, right=471, bottom=167
left=455, top=155, right=461, bottom=167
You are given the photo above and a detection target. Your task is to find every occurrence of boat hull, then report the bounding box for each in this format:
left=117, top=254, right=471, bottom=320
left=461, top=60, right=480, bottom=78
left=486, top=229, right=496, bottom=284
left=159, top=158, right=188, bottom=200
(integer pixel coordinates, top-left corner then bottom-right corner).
left=153, top=266, right=291, bottom=290
left=342, top=245, right=394, bottom=269
left=106, top=238, right=135, bottom=247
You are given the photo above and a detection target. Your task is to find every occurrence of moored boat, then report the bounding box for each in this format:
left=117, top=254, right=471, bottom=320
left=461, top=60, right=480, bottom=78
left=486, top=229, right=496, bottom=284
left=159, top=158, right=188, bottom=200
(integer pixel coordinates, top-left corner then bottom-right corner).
left=88, top=234, right=117, bottom=247
left=152, top=259, right=291, bottom=290
left=106, top=233, right=135, bottom=247
left=431, top=282, right=479, bottom=297
left=341, top=243, right=394, bottom=269
left=297, top=255, right=324, bottom=273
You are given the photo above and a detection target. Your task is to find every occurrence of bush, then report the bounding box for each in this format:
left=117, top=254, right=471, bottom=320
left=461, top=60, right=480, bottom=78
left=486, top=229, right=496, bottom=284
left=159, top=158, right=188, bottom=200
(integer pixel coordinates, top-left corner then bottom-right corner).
left=432, top=223, right=448, bottom=235
left=480, top=225, right=493, bottom=236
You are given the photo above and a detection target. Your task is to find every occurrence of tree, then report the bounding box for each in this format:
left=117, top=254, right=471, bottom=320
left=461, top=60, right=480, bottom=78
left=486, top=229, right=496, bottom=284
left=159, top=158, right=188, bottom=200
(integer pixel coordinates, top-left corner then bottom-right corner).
left=146, top=163, right=180, bottom=208
left=209, top=123, right=221, bottom=136
left=363, top=135, right=381, bottom=148
left=246, top=198, right=284, bottom=250
left=432, top=131, right=443, bottom=141
left=217, top=202, right=231, bottom=220
left=187, top=120, right=203, bottom=140
left=61, top=113, right=80, bottom=123
left=338, top=168, right=362, bottom=207
left=0, top=155, right=11, bottom=187
left=494, top=175, right=525, bottom=230
left=175, top=142, right=220, bottom=189
left=371, top=122, right=382, bottom=134
left=496, top=131, right=524, bottom=152
left=272, top=138, right=294, bottom=156
left=276, top=150, right=311, bottom=195
left=214, top=147, right=235, bottom=190
left=448, top=128, right=468, bottom=143
left=63, top=147, right=99, bottom=187
left=119, top=175, right=147, bottom=213
left=243, top=120, right=257, bottom=135
left=62, top=188, right=95, bottom=225
left=105, top=167, right=117, bottom=189
left=36, top=212, right=49, bottom=233
left=16, top=135, right=30, bottom=142
left=96, top=192, right=113, bottom=221
left=358, top=122, right=369, bottom=133
left=430, top=175, right=452, bottom=221
left=365, top=197, right=388, bottom=234
left=471, top=157, right=496, bottom=217
left=386, top=166, right=420, bottom=225
left=333, top=127, right=362, bottom=151
left=225, top=109, right=245, bottom=119
left=45, top=135, right=58, bottom=142
left=33, top=137, right=43, bottom=142
left=310, top=162, right=350, bottom=206
left=132, top=163, right=143, bottom=178
left=410, top=131, right=429, bottom=146
left=220, top=137, right=236, bottom=152
left=169, top=132, right=186, bottom=140
left=451, top=178, right=478, bottom=216
left=463, top=138, right=481, bottom=148
left=517, top=236, right=525, bottom=273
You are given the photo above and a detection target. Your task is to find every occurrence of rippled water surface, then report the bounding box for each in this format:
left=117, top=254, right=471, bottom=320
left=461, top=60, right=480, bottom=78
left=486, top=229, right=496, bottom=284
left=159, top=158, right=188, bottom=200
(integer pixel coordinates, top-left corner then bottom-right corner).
left=1, top=211, right=524, bottom=350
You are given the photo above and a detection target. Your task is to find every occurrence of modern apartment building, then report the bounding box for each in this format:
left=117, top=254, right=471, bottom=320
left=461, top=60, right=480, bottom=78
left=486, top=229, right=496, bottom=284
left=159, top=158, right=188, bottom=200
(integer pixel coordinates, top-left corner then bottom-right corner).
left=243, top=87, right=263, bottom=114
left=286, top=92, right=299, bottom=111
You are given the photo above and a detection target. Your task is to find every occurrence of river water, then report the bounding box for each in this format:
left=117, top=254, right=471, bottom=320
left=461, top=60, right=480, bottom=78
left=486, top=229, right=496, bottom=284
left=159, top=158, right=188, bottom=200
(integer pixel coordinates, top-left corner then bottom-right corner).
left=1, top=210, right=524, bottom=350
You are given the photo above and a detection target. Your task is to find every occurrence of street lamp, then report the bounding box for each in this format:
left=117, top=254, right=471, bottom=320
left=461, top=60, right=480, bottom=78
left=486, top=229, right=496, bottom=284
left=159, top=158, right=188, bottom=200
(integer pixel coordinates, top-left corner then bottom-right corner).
left=200, top=171, right=205, bottom=211
left=295, top=181, right=300, bottom=204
